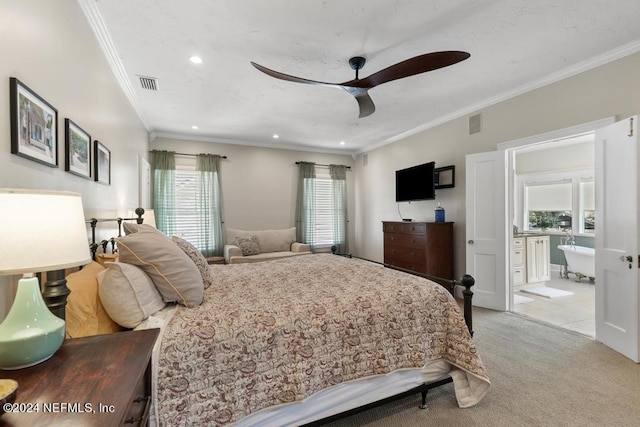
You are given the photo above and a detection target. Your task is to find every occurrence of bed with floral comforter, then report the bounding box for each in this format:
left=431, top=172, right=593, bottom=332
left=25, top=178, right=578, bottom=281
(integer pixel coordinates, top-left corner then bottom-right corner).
left=156, top=254, right=490, bottom=426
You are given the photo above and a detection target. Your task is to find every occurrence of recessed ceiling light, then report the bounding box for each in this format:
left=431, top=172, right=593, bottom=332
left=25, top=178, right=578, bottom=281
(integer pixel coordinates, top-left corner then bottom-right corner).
left=273, top=134, right=279, bottom=139
left=189, top=56, right=203, bottom=64
left=340, top=141, right=345, bottom=145
left=192, top=125, right=199, bottom=130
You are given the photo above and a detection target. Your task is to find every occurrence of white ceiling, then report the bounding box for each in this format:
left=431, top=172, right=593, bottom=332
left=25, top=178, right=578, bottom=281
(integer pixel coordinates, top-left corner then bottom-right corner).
left=82, top=0, right=640, bottom=155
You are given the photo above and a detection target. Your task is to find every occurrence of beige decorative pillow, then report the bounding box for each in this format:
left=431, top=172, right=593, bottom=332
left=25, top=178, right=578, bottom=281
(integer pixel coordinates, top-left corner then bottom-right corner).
left=122, top=222, right=163, bottom=236
left=65, top=261, right=123, bottom=338
left=97, top=262, right=166, bottom=328
left=116, top=230, right=204, bottom=306
left=171, top=235, right=213, bottom=289
left=236, top=236, right=261, bottom=256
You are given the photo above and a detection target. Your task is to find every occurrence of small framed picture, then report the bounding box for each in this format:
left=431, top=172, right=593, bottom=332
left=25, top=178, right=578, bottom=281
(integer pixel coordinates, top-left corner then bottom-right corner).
left=9, top=77, right=58, bottom=167
left=434, top=165, right=455, bottom=189
left=65, top=119, right=91, bottom=179
left=94, top=140, right=111, bottom=185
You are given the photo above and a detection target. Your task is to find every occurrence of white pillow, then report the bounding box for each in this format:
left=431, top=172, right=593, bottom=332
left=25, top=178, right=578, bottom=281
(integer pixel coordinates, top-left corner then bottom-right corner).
left=97, top=262, right=166, bottom=328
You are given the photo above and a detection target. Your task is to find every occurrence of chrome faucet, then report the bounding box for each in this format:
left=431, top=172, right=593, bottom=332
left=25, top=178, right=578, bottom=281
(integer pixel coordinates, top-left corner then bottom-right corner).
left=563, top=230, right=575, bottom=248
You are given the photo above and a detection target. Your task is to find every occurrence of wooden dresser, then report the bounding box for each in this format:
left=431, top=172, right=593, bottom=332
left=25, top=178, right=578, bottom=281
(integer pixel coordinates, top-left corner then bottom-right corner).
left=383, top=221, right=454, bottom=280
left=1, top=328, right=159, bottom=426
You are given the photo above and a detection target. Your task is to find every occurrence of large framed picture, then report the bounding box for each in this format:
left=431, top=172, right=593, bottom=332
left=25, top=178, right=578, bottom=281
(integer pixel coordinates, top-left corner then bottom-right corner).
left=94, top=140, right=111, bottom=185
left=65, top=119, right=91, bottom=179
left=9, top=77, right=58, bottom=167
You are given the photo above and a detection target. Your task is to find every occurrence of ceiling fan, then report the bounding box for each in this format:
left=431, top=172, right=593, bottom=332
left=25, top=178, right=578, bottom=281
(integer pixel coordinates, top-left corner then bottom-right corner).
left=251, top=51, right=470, bottom=118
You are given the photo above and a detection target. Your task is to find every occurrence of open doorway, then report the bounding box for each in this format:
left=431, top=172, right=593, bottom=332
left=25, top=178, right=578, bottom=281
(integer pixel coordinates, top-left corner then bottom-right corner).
left=508, top=133, right=595, bottom=337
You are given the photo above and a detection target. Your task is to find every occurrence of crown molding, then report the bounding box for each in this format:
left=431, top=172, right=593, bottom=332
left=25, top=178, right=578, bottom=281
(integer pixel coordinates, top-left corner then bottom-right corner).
left=151, top=132, right=355, bottom=156
left=77, top=0, right=149, bottom=131
left=357, top=38, right=640, bottom=155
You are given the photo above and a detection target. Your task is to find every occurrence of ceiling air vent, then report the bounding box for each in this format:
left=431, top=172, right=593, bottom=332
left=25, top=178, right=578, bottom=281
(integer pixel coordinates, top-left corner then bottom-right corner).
left=138, top=76, right=158, bottom=91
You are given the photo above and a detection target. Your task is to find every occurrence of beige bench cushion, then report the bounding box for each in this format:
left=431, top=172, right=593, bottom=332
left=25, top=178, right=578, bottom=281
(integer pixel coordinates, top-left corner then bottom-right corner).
left=226, top=227, right=296, bottom=253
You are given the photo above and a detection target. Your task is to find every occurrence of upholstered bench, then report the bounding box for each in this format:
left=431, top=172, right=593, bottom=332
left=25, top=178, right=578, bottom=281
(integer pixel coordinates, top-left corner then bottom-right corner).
left=223, top=227, right=311, bottom=264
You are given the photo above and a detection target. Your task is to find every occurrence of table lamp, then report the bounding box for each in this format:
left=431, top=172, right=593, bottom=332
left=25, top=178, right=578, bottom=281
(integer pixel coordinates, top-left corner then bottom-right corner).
left=0, top=189, right=91, bottom=370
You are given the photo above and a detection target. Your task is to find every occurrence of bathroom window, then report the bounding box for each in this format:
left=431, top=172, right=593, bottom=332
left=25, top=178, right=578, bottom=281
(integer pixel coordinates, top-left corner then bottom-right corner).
left=518, top=170, right=595, bottom=235
left=580, top=179, right=595, bottom=233
left=524, top=181, right=572, bottom=230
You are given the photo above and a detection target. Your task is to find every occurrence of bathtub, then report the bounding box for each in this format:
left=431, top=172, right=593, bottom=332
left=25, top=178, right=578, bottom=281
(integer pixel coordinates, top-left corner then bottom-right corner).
left=558, top=245, right=595, bottom=281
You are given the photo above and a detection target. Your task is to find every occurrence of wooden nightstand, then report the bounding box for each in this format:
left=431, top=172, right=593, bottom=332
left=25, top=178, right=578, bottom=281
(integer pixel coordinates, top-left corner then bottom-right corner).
left=1, top=328, right=159, bottom=426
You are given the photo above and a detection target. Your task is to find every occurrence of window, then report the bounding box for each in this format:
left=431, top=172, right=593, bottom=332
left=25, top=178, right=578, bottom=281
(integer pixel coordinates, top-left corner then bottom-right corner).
left=313, top=173, right=335, bottom=247
left=525, top=181, right=572, bottom=230
left=580, top=179, right=595, bottom=233
left=152, top=151, right=223, bottom=257
left=518, top=169, right=594, bottom=234
left=297, top=163, right=348, bottom=252
left=174, top=168, right=203, bottom=246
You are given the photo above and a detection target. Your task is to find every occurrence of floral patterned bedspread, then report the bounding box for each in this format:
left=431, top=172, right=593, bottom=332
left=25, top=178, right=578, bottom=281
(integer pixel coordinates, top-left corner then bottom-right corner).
left=156, top=254, right=489, bottom=426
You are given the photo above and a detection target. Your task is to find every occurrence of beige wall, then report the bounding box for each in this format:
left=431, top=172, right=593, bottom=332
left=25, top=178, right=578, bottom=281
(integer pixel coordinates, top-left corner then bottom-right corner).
left=516, top=141, right=594, bottom=175
left=0, top=0, right=149, bottom=319
left=151, top=137, right=355, bottom=244
left=353, top=52, right=640, bottom=278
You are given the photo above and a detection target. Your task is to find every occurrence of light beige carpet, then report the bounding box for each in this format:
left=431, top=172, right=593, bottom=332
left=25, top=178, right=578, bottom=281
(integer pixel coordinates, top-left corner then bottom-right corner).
left=323, top=308, right=640, bottom=426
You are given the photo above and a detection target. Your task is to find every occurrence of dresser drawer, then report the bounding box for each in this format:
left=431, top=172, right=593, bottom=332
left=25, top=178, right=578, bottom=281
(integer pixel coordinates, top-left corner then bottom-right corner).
left=383, top=222, right=404, bottom=233
left=385, top=256, right=426, bottom=273
left=384, top=233, right=426, bottom=248
left=385, top=245, right=425, bottom=262
left=403, top=223, right=426, bottom=234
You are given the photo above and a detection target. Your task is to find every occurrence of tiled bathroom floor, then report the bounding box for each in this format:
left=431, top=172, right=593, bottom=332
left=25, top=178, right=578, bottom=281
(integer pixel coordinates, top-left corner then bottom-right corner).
left=512, top=276, right=595, bottom=337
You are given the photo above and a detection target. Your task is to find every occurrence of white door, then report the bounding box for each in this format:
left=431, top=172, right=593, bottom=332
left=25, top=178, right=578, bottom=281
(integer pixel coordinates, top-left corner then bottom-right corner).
left=595, top=116, right=639, bottom=362
left=466, top=150, right=508, bottom=310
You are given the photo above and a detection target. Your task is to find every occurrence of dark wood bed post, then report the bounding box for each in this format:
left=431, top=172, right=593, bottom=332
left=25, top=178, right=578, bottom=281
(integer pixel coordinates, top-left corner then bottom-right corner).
left=460, top=274, right=475, bottom=337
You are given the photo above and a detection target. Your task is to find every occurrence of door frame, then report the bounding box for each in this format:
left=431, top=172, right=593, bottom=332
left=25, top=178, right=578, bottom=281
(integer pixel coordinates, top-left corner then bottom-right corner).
left=497, top=117, right=615, bottom=310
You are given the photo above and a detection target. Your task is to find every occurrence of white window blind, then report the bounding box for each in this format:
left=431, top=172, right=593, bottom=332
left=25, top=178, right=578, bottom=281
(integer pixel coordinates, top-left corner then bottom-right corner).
left=526, top=182, right=572, bottom=211
left=314, top=174, right=334, bottom=247
left=174, top=169, right=204, bottom=248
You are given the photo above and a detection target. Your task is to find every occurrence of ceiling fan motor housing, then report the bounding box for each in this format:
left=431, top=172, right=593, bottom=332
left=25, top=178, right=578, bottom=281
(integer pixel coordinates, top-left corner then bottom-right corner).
left=349, top=56, right=366, bottom=71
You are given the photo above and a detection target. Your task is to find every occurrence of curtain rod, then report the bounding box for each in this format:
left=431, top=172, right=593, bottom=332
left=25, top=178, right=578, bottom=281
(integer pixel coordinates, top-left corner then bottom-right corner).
left=175, top=152, right=227, bottom=159
left=296, top=161, right=351, bottom=169
left=151, top=150, right=227, bottom=159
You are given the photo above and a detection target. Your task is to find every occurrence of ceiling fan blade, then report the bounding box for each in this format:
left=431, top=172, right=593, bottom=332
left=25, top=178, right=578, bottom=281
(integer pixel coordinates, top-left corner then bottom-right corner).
left=251, top=61, right=340, bottom=88
left=341, top=87, right=375, bottom=118
left=355, top=92, right=375, bottom=118
left=354, top=51, right=470, bottom=88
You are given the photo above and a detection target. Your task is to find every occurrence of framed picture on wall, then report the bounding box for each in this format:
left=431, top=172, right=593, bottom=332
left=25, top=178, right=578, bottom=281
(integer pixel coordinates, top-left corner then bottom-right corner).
left=94, top=140, right=111, bottom=185
left=65, top=119, right=91, bottom=179
left=9, top=77, right=59, bottom=167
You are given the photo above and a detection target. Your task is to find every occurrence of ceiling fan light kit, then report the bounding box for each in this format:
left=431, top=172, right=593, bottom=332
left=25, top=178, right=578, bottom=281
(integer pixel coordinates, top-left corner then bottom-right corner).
left=251, top=51, right=470, bottom=118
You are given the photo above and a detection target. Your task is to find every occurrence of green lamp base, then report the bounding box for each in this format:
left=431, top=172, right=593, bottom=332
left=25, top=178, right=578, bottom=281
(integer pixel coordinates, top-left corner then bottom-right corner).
left=0, top=276, right=65, bottom=370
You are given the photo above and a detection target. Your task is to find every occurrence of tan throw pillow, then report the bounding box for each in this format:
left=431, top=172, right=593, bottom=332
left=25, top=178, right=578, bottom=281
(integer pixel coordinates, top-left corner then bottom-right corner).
left=65, top=261, right=123, bottom=338
left=116, top=230, right=204, bottom=306
left=97, top=262, right=166, bottom=328
left=122, top=222, right=163, bottom=235
left=171, top=236, right=213, bottom=289
left=236, top=236, right=261, bottom=256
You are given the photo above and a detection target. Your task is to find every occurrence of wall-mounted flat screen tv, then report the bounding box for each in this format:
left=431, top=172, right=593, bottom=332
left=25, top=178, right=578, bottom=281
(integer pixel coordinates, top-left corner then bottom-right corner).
left=395, top=161, right=436, bottom=202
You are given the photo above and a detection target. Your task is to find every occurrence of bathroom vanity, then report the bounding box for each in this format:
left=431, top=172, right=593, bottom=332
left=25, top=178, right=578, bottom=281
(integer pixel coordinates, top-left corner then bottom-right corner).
left=512, top=234, right=551, bottom=287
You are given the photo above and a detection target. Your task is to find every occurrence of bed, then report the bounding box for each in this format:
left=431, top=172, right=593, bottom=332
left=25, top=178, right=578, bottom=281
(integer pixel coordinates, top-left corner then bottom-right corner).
left=44, top=212, right=490, bottom=426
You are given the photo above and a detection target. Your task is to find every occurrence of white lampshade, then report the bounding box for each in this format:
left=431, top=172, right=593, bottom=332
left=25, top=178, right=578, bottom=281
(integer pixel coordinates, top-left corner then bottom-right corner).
left=0, top=189, right=91, bottom=275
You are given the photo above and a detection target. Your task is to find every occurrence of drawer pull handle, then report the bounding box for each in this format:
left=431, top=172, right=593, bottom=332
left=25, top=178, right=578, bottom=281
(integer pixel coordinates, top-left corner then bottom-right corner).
left=125, top=416, right=144, bottom=424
